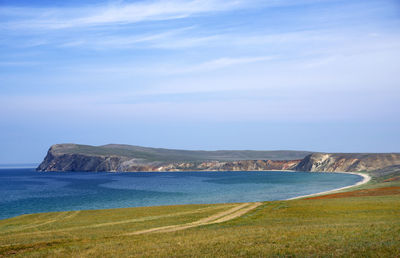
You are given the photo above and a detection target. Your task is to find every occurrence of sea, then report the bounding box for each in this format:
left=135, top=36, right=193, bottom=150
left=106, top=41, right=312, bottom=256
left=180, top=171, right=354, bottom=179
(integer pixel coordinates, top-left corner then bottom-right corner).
left=0, top=168, right=362, bottom=220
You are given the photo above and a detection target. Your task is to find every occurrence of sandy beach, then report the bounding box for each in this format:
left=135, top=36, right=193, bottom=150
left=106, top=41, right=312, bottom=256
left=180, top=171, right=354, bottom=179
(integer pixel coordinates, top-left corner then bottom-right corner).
left=287, top=172, right=371, bottom=200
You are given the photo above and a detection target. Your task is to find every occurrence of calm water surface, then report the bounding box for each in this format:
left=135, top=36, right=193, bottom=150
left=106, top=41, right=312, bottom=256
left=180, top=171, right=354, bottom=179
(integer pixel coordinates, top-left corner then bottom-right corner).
left=0, top=169, right=362, bottom=219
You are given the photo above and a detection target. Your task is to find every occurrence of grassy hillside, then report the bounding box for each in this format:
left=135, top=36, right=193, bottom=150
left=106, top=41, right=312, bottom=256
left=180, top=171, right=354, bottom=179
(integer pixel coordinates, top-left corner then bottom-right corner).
left=1, top=171, right=399, bottom=257
left=50, top=143, right=312, bottom=162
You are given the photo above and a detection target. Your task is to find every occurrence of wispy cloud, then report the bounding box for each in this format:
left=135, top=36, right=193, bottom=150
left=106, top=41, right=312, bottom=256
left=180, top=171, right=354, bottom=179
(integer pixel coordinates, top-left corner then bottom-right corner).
left=74, top=55, right=275, bottom=79
left=1, top=0, right=248, bottom=30
left=163, top=56, right=275, bottom=74
left=58, top=26, right=203, bottom=49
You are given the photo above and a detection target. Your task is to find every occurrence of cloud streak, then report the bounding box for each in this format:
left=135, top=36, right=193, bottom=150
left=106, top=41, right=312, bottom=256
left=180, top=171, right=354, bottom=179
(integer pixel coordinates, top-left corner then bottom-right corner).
left=1, top=0, right=247, bottom=30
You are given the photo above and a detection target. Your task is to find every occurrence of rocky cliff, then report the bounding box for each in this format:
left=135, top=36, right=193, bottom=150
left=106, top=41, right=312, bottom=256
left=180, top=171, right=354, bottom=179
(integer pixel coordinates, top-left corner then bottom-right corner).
left=37, top=149, right=129, bottom=172
left=37, top=144, right=400, bottom=173
left=295, top=153, right=400, bottom=172
left=156, top=159, right=301, bottom=172
left=37, top=148, right=301, bottom=172
left=37, top=144, right=304, bottom=172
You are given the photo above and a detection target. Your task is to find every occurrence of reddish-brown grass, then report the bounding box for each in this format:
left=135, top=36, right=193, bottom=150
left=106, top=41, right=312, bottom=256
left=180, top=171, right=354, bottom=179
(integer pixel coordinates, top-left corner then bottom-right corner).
left=306, top=186, right=400, bottom=200
left=383, top=176, right=400, bottom=182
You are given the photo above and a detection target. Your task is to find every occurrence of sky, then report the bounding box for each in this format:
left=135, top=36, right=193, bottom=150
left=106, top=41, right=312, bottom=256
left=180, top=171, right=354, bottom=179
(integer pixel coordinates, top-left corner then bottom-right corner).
left=1, top=0, right=400, bottom=163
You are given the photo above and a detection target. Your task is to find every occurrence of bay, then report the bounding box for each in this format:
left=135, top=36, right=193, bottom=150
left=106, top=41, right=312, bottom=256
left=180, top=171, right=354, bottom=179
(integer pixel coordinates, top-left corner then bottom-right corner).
left=0, top=168, right=361, bottom=219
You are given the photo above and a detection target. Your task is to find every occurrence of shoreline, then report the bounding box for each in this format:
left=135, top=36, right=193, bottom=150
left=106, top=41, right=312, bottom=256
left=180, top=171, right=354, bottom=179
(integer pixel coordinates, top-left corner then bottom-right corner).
left=286, top=172, right=371, bottom=200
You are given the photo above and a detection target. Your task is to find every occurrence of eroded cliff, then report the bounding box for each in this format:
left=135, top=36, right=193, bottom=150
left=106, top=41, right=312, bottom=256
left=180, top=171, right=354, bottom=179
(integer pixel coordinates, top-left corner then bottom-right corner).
left=295, top=153, right=400, bottom=172
left=37, top=144, right=400, bottom=173
left=37, top=144, right=303, bottom=172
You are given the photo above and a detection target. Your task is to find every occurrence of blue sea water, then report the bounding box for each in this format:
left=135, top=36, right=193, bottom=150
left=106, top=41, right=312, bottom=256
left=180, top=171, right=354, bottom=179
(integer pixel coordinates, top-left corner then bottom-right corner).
left=0, top=169, right=362, bottom=220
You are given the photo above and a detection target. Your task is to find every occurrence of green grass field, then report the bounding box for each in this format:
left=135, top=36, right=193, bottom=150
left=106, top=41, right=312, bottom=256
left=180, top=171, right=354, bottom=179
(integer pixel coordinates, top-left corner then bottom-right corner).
left=1, top=172, right=399, bottom=257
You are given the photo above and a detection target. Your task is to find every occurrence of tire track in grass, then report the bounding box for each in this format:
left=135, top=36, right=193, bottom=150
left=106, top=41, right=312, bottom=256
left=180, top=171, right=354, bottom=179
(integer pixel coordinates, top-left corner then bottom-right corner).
left=126, top=202, right=262, bottom=235
left=0, top=204, right=234, bottom=237
left=208, top=202, right=262, bottom=224
left=0, top=211, right=77, bottom=234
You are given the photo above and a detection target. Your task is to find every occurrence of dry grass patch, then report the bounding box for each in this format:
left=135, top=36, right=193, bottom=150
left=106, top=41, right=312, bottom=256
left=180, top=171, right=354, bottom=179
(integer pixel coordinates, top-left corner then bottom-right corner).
left=306, top=186, right=400, bottom=199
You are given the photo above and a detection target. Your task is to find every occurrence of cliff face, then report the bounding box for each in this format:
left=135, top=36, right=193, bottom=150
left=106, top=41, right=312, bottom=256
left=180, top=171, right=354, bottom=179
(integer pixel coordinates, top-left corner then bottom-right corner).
left=295, top=153, right=400, bottom=172
left=37, top=151, right=301, bottom=172
left=37, top=144, right=301, bottom=172
left=37, top=144, right=400, bottom=173
left=155, top=159, right=300, bottom=172
left=37, top=148, right=129, bottom=172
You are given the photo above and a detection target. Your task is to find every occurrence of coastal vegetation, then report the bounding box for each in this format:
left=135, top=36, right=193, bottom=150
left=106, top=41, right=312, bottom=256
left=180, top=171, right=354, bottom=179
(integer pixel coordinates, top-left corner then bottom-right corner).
left=1, top=170, right=399, bottom=257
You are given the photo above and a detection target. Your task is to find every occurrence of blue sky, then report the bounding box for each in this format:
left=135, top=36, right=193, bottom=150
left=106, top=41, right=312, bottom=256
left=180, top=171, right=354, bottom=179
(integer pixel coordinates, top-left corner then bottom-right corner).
left=1, top=0, right=400, bottom=163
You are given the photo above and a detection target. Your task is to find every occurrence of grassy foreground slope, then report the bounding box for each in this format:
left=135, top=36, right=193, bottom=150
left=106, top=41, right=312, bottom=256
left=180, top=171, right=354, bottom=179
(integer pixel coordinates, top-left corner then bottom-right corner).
left=1, top=172, right=399, bottom=257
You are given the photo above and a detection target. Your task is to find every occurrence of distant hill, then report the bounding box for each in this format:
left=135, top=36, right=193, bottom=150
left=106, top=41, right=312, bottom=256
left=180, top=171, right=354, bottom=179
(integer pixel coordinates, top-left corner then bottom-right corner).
left=37, top=144, right=310, bottom=172
left=37, top=144, right=400, bottom=173
left=46, top=144, right=311, bottom=162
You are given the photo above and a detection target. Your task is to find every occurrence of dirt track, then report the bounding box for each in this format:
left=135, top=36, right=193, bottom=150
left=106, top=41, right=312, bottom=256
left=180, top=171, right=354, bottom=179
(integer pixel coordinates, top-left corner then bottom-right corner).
left=126, top=202, right=262, bottom=235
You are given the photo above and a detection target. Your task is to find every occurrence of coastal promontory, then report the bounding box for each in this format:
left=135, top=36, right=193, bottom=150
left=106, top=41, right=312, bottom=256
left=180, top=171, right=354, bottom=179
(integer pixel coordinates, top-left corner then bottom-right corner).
left=37, top=144, right=400, bottom=173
